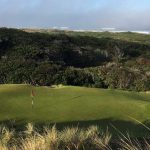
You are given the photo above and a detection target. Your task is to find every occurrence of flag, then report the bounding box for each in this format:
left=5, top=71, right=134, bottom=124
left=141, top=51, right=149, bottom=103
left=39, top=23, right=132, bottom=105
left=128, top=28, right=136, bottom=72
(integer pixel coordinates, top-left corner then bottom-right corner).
left=31, top=89, right=36, bottom=98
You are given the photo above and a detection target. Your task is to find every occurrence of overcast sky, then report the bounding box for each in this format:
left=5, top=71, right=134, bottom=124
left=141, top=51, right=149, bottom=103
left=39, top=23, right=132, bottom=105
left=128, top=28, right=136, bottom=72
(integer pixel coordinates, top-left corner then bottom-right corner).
left=0, top=0, right=150, bottom=30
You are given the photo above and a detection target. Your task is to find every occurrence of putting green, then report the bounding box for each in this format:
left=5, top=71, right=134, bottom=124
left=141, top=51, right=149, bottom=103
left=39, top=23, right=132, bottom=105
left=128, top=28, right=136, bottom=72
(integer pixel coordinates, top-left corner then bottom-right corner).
left=0, top=84, right=150, bottom=136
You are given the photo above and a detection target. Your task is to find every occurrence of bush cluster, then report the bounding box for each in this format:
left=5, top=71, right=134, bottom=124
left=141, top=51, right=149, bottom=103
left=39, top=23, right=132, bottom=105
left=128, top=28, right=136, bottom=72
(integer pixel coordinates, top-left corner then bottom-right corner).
left=0, top=28, right=149, bottom=91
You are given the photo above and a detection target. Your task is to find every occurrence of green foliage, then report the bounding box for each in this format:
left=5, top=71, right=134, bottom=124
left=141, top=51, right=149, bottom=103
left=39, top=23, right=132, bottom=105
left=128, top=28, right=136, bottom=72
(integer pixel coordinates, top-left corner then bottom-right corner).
left=0, top=28, right=149, bottom=91
left=102, top=66, right=149, bottom=91
left=62, top=67, right=94, bottom=86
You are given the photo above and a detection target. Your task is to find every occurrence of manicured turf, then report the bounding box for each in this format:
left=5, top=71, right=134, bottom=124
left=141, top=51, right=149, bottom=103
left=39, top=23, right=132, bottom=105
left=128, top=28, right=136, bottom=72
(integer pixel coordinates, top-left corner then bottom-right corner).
left=0, top=84, right=150, bottom=137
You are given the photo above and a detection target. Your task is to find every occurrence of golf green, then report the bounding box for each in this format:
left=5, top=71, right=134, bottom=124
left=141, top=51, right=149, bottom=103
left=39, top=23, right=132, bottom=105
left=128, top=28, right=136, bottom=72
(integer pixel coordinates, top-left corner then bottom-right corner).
left=0, top=84, right=150, bottom=137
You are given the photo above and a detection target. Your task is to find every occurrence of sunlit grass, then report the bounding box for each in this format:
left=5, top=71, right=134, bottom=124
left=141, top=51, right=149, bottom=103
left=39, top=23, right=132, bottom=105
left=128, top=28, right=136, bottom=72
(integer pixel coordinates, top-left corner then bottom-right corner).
left=0, top=84, right=150, bottom=137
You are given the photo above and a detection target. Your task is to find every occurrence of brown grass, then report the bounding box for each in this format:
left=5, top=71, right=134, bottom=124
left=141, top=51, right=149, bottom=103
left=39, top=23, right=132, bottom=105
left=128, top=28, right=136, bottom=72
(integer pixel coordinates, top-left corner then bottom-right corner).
left=0, top=123, right=149, bottom=150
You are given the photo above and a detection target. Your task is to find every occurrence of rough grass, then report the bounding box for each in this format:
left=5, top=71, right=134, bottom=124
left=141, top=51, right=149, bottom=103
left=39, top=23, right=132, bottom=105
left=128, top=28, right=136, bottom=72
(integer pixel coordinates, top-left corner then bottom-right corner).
left=23, top=29, right=150, bottom=45
left=0, top=84, right=150, bottom=137
left=1, top=123, right=150, bottom=150
left=0, top=123, right=112, bottom=150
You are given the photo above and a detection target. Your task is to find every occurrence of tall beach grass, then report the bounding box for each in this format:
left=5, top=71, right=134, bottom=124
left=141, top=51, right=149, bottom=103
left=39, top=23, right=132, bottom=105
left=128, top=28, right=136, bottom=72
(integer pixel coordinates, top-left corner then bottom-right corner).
left=0, top=123, right=150, bottom=150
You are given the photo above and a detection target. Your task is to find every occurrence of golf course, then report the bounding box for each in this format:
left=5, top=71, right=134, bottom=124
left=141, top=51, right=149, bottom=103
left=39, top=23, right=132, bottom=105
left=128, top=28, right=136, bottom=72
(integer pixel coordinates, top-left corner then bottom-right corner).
left=0, top=84, right=150, bottom=137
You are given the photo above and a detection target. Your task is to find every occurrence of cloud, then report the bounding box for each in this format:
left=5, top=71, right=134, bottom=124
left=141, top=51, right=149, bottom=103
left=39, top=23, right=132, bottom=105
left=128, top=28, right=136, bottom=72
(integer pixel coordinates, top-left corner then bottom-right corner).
left=0, top=0, right=150, bottom=30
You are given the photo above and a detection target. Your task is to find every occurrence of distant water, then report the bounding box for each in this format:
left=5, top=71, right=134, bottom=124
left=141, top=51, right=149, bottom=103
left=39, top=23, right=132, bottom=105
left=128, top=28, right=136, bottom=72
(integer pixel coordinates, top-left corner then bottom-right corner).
left=70, top=29, right=150, bottom=34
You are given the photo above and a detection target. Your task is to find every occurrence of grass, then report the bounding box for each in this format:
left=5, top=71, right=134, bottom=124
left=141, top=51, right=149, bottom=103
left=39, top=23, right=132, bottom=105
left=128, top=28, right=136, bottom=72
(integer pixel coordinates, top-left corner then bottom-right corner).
left=0, top=84, right=150, bottom=137
left=1, top=123, right=150, bottom=150
left=23, top=28, right=150, bottom=45
left=0, top=123, right=112, bottom=150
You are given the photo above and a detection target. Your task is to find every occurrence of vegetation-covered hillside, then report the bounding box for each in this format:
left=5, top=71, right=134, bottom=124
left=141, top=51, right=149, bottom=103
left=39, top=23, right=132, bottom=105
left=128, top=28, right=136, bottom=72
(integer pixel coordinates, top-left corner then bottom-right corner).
left=0, top=28, right=150, bottom=91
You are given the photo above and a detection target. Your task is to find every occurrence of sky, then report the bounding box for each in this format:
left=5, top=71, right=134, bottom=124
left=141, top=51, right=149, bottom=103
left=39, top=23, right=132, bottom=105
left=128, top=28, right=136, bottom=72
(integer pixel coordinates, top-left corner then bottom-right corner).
left=0, top=0, right=150, bottom=31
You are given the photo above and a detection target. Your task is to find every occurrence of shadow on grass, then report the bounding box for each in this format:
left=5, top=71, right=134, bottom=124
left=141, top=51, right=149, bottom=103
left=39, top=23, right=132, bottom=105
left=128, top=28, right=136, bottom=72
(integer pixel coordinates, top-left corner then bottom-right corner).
left=0, top=118, right=150, bottom=138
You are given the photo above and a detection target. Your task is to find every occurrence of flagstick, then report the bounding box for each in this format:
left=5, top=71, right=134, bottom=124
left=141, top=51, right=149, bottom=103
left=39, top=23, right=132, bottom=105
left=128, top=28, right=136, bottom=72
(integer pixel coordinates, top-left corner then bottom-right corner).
left=31, top=88, right=35, bottom=110
left=32, top=97, right=34, bottom=109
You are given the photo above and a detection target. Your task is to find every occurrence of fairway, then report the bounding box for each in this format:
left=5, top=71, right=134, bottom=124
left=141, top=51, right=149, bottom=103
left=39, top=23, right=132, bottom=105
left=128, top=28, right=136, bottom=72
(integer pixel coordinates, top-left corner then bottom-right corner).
left=0, top=84, right=150, bottom=137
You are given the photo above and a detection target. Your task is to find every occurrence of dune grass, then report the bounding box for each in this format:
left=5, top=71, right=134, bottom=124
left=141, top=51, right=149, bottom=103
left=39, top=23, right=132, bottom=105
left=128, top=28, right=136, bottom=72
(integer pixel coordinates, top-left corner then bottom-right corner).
left=1, top=123, right=150, bottom=150
left=0, top=123, right=112, bottom=150
left=0, top=84, right=150, bottom=137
